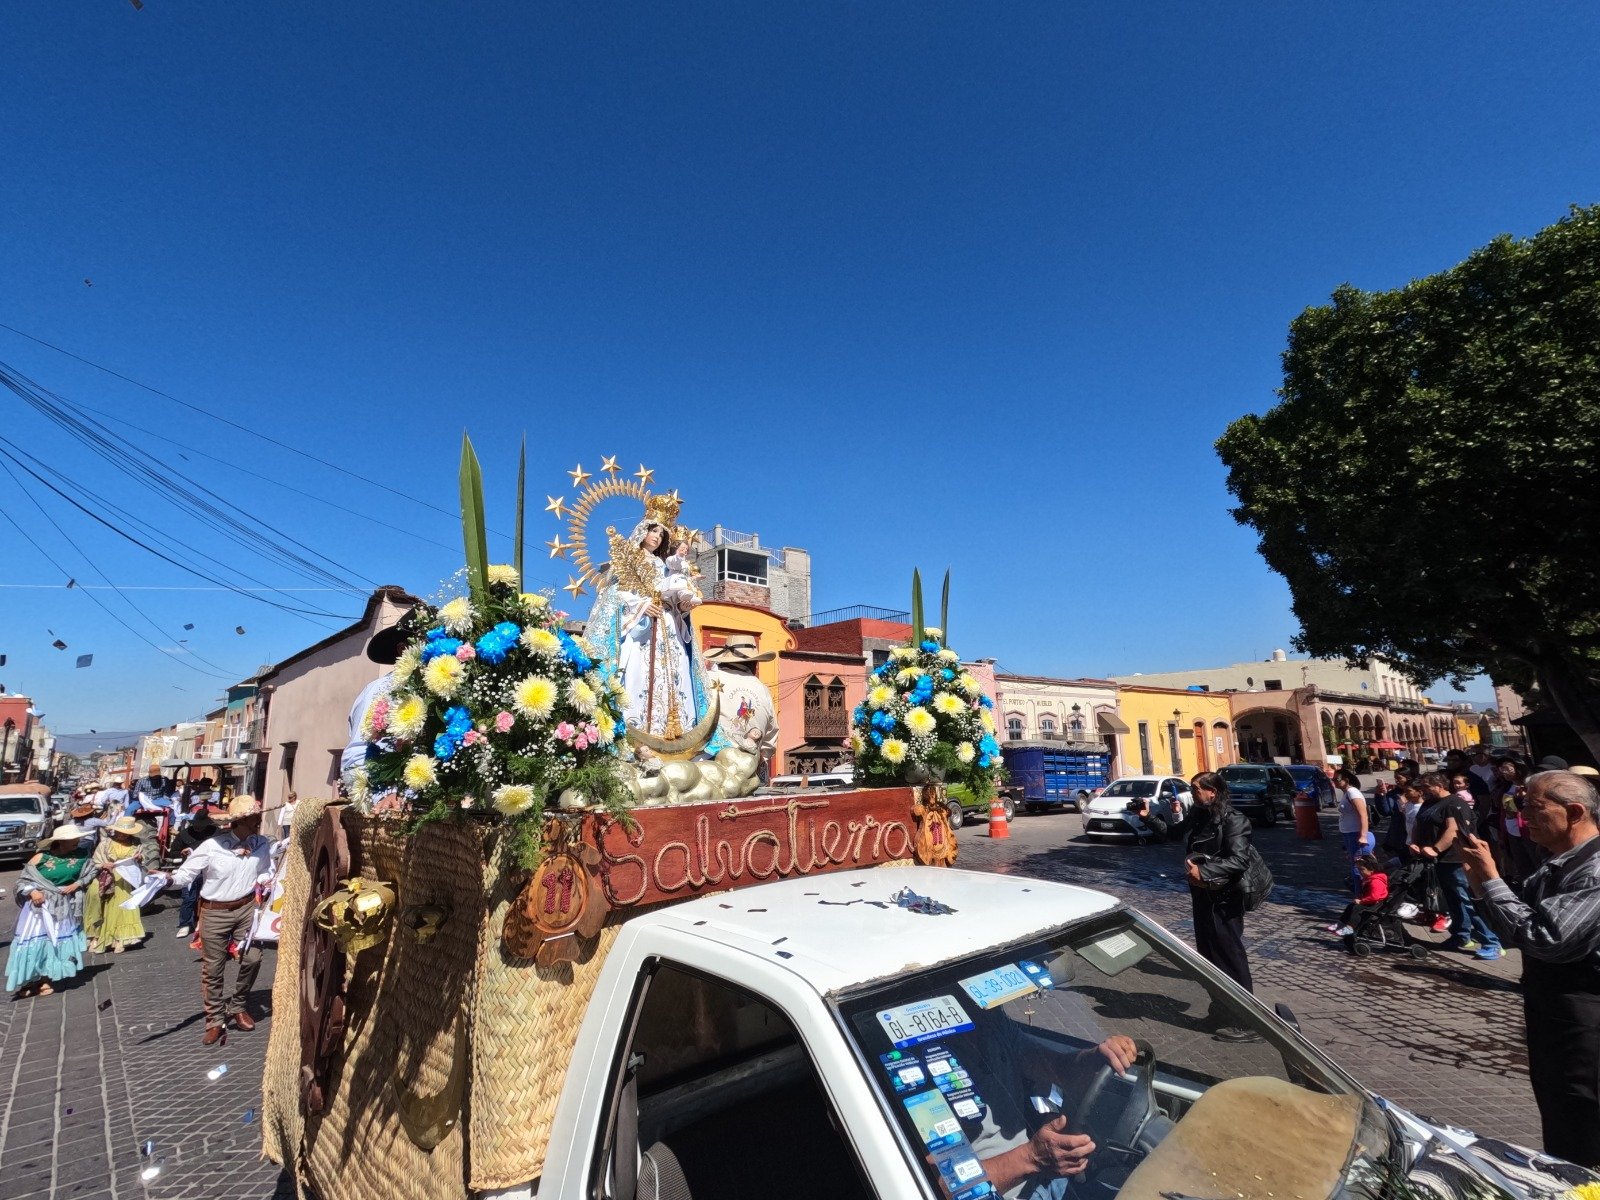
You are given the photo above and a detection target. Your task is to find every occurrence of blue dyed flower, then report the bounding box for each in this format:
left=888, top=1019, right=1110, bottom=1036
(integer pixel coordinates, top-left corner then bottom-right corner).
left=941, top=669, right=955, bottom=681
left=919, top=640, right=940, bottom=653
left=870, top=730, right=884, bottom=746
left=420, top=635, right=463, bottom=665
left=472, top=621, right=521, bottom=665
left=978, top=755, right=991, bottom=768
left=978, top=694, right=994, bottom=709
left=556, top=630, right=592, bottom=674
left=443, top=706, right=473, bottom=736
left=979, top=734, right=1000, bottom=756
left=434, top=733, right=458, bottom=760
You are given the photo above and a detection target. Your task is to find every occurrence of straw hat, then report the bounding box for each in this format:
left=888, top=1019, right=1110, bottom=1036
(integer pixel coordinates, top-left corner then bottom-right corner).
left=110, top=816, right=143, bottom=837
left=47, top=824, right=89, bottom=843
left=1570, top=765, right=1599, bottom=779
left=704, top=633, right=775, bottom=665
left=218, top=797, right=262, bottom=824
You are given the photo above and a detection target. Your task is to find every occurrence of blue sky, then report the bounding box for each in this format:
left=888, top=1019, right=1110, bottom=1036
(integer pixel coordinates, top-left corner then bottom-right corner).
left=4, top=4, right=1597, bottom=736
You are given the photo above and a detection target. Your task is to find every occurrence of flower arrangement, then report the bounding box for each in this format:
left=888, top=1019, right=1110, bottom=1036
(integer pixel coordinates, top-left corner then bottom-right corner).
left=357, top=437, right=633, bottom=867
left=850, top=570, right=1001, bottom=798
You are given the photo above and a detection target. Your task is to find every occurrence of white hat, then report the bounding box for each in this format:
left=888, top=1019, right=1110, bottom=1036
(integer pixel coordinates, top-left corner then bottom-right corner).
left=47, top=824, right=89, bottom=843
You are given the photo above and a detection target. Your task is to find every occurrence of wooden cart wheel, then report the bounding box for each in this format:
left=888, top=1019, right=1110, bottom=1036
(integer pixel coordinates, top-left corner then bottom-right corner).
left=300, top=806, right=352, bottom=1115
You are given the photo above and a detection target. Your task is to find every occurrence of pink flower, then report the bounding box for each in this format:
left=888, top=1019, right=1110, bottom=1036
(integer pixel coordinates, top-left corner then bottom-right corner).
left=463, top=729, right=484, bottom=746
left=555, top=721, right=577, bottom=742
left=455, top=644, right=477, bottom=661
left=368, top=698, right=390, bottom=733
left=494, top=711, right=514, bottom=734
left=583, top=723, right=600, bottom=742
left=573, top=733, right=590, bottom=750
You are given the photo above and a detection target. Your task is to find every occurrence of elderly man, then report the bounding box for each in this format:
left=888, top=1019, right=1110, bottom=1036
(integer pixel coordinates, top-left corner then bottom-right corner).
left=1461, top=770, right=1600, bottom=1167
left=126, top=764, right=174, bottom=869
left=168, top=797, right=273, bottom=1045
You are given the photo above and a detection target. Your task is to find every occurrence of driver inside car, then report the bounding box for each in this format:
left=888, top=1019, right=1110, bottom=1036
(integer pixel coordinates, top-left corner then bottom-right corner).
left=961, top=1015, right=1141, bottom=1199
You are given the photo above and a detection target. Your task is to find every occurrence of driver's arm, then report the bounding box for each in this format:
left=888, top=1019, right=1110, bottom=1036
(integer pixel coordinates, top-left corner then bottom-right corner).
left=981, top=1117, right=1096, bottom=1193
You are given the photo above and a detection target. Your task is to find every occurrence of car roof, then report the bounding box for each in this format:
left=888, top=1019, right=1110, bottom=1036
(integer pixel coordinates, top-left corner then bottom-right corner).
left=1103, top=774, right=1182, bottom=784
left=629, top=866, right=1119, bottom=996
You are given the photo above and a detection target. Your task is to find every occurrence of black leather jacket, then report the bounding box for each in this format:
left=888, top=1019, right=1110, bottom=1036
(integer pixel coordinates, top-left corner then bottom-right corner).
left=1185, top=806, right=1253, bottom=891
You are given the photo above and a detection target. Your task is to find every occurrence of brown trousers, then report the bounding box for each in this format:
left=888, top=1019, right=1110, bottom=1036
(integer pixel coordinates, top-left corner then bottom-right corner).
left=198, top=901, right=262, bottom=1029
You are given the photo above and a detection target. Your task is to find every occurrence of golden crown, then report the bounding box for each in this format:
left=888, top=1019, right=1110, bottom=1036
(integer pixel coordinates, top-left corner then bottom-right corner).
left=643, top=491, right=682, bottom=527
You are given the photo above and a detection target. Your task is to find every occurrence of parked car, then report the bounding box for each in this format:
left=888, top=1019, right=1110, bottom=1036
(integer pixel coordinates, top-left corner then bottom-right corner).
left=1218, top=763, right=1297, bottom=826
left=1285, top=764, right=1336, bottom=809
left=1081, top=775, right=1190, bottom=841
left=0, top=786, right=56, bottom=862
left=944, top=782, right=1020, bottom=827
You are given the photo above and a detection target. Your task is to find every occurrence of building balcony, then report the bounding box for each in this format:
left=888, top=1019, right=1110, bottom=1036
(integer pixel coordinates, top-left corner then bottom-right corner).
left=803, top=713, right=850, bottom=741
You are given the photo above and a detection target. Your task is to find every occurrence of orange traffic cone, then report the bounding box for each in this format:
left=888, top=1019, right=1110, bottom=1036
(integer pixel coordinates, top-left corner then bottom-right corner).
left=987, top=794, right=1011, bottom=839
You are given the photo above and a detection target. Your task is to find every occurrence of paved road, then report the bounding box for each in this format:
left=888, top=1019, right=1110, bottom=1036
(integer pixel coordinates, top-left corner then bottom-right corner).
left=0, top=807, right=1542, bottom=1198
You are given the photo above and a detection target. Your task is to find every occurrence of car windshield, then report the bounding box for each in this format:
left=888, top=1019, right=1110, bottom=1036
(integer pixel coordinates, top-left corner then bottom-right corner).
left=1220, top=767, right=1269, bottom=791
left=836, top=909, right=1395, bottom=1200
left=1098, top=780, right=1156, bottom=799
left=0, top=798, right=44, bottom=816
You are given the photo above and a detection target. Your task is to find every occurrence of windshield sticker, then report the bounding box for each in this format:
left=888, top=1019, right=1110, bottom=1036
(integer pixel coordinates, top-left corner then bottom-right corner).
left=933, top=1146, right=989, bottom=1198
left=877, top=995, right=975, bottom=1048
left=880, top=1045, right=987, bottom=1126
left=958, top=963, right=1039, bottom=1010
left=1093, top=931, right=1139, bottom=959
left=903, top=1089, right=965, bottom=1152
left=1016, top=959, right=1054, bottom=989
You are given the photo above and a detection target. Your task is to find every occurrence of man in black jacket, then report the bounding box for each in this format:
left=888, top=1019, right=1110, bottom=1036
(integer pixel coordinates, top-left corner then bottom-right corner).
left=1184, top=772, right=1260, bottom=1043
left=1462, top=770, right=1600, bottom=1167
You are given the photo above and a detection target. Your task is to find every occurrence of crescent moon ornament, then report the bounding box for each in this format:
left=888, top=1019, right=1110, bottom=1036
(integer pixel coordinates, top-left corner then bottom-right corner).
left=626, top=691, right=721, bottom=762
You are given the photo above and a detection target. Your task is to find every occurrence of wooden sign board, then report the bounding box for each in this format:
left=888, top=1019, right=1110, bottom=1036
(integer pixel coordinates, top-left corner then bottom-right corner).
left=592, top=786, right=938, bottom=909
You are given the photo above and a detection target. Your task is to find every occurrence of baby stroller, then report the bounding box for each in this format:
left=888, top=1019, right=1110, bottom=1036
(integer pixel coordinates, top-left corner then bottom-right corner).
left=1346, top=861, right=1430, bottom=959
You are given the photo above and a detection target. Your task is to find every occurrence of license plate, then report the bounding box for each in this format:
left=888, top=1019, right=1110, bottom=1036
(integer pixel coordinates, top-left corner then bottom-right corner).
left=877, top=995, right=975, bottom=1048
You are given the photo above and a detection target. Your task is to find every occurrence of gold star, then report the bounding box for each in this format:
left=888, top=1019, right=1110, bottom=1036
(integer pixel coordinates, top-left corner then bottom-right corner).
left=563, top=575, right=588, bottom=599
left=544, top=495, right=568, bottom=519
left=634, top=464, right=655, bottom=485
left=546, top=535, right=571, bottom=559
left=568, top=463, right=591, bottom=488
left=600, top=455, right=620, bottom=476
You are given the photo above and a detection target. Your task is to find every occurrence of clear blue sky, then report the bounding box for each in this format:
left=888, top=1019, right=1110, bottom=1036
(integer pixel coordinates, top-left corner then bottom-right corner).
left=4, top=4, right=1596, bottom=737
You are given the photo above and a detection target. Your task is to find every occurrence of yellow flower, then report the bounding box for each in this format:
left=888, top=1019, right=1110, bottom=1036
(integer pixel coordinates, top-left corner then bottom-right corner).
left=491, top=784, right=536, bottom=815
left=868, top=685, right=894, bottom=709
left=851, top=732, right=865, bottom=754
left=389, top=694, right=426, bottom=739
left=596, top=710, right=615, bottom=739
left=514, top=675, right=557, bottom=720
left=391, top=645, right=421, bottom=686
left=438, top=596, right=476, bottom=635
left=520, top=592, right=549, bottom=614
left=934, top=693, right=964, bottom=716
left=488, top=564, right=519, bottom=587
left=348, top=767, right=371, bottom=802
left=403, top=755, right=437, bottom=790
left=423, top=655, right=465, bottom=699
left=956, top=672, right=979, bottom=696
left=521, top=627, right=562, bottom=657
left=980, top=710, right=996, bottom=734
left=905, top=707, right=937, bottom=737
left=881, top=738, right=908, bottom=765
left=957, top=742, right=976, bottom=764
left=1565, top=1185, right=1600, bottom=1200
left=569, top=679, right=597, bottom=715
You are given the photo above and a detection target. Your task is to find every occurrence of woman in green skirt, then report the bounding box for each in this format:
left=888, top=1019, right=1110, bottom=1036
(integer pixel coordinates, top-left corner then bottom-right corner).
left=7, top=824, right=94, bottom=999
left=84, top=816, right=148, bottom=953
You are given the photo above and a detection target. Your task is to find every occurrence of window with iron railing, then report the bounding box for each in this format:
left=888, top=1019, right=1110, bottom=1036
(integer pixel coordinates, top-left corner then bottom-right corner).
left=803, top=675, right=848, bottom=740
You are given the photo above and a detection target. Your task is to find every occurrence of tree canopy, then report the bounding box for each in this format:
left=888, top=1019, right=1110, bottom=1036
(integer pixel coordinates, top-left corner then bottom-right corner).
left=1217, top=204, right=1600, bottom=759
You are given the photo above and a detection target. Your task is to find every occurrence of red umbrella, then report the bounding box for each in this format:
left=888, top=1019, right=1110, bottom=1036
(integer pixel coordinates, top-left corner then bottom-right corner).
left=1370, top=739, right=1403, bottom=750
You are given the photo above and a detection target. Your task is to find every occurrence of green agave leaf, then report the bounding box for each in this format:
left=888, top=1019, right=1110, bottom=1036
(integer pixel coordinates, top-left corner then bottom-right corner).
left=460, top=433, right=489, bottom=599
left=910, top=568, right=925, bottom=644
left=514, top=435, right=526, bottom=592
left=940, top=569, right=950, bottom=648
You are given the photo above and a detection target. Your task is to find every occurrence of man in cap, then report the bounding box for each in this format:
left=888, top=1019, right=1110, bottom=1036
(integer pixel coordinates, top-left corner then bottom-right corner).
left=168, top=797, right=273, bottom=1044
left=126, top=763, right=174, bottom=870
left=1462, top=769, right=1600, bottom=1167
left=705, top=634, right=778, bottom=783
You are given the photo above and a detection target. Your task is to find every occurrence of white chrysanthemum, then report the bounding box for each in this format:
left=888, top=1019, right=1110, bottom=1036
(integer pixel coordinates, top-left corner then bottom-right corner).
left=514, top=675, right=557, bottom=721
left=923, top=626, right=942, bottom=639
left=391, top=645, right=421, bottom=686
left=851, top=732, right=865, bottom=754
left=956, top=673, right=980, bottom=696
left=933, top=693, right=964, bottom=716
left=491, top=784, right=536, bottom=815
left=521, top=627, right=562, bottom=657
left=868, top=685, right=894, bottom=709
left=904, top=707, right=936, bottom=737
left=520, top=592, right=549, bottom=614
left=569, top=679, right=597, bottom=715
left=488, top=564, right=519, bottom=587
left=423, top=655, right=465, bottom=699
left=403, top=755, right=437, bottom=790
left=896, top=668, right=919, bottom=686
left=890, top=646, right=916, bottom=662
left=438, top=596, right=476, bottom=635
left=349, top=767, right=371, bottom=802
left=881, top=738, right=908, bottom=765
left=388, top=694, right=427, bottom=739
left=937, top=648, right=959, bottom=663
left=957, top=742, right=976, bottom=764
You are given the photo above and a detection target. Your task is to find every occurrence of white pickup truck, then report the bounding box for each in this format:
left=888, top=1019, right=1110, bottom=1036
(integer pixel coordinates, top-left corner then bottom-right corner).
left=484, top=867, right=1592, bottom=1200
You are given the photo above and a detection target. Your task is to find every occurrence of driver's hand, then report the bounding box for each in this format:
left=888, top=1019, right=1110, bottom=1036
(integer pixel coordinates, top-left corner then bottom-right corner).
left=1027, top=1117, right=1096, bottom=1177
left=1095, top=1035, right=1138, bottom=1077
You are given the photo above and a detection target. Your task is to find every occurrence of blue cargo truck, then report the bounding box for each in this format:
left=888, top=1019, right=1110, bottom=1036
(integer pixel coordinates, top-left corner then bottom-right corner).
left=1000, top=741, right=1111, bottom=813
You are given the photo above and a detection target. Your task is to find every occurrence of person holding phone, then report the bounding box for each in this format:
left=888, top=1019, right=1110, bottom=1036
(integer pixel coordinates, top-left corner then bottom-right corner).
left=1410, top=772, right=1503, bottom=960
left=1460, top=769, right=1600, bottom=1168
left=1184, top=771, right=1259, bottom=1042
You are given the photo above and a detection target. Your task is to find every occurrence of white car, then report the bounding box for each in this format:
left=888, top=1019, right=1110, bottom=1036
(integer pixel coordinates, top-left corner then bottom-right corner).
left=1081, top=775, right=1191, bottom=841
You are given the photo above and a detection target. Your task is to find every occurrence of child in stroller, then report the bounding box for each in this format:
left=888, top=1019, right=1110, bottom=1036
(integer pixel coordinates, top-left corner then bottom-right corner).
left=1330, top=856, right=1430, bottom=958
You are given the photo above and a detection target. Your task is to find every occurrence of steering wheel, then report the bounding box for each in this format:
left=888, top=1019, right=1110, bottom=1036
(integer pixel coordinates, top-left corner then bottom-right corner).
left=1062, top=1039, right=1157, bottom=1152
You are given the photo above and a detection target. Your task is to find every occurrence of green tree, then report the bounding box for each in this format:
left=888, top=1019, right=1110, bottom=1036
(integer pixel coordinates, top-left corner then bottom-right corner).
left=1217, top=205, right=1600, bottom=761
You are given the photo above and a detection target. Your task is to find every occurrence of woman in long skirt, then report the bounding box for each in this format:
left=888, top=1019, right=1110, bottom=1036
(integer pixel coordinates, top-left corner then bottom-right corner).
left=7, top=825, right=94, bottom=999
left=84, top=817, right=148, bottom=954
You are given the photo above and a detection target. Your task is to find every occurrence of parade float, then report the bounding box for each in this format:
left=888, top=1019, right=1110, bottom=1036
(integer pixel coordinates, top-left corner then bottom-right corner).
left=261, top=441, right=992, bottom=1200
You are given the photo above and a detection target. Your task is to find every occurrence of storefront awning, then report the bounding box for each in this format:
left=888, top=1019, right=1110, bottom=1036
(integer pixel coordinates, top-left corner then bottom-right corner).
left=1096, top=712, right=1131, bottom=735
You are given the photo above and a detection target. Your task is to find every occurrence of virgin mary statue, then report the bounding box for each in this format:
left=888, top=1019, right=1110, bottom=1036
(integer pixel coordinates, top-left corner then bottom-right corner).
left=584, top=501, right=715, bottom=746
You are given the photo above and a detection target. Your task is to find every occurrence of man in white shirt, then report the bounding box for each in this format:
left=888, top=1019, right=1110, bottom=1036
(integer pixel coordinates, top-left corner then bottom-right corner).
left=339, top=609, right=414, bottom=795
left=168, top=797, right=274, bottom=1045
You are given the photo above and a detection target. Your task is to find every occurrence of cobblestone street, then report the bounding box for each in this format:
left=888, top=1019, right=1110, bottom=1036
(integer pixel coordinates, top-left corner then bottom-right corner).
left=0, top=807, right=1541, bottom=1199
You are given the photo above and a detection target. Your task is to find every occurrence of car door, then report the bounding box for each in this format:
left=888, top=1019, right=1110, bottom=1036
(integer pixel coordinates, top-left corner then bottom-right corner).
left=1169, top=778, right=1191, bottom=824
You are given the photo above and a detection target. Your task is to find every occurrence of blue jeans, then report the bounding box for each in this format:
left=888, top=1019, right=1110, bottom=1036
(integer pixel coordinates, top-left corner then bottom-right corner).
left=1435, top=862, right=1500, bottom=948
left=178, top=878, right=202, bottom=930
left=1341, top=831, right=1373, bottom=892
